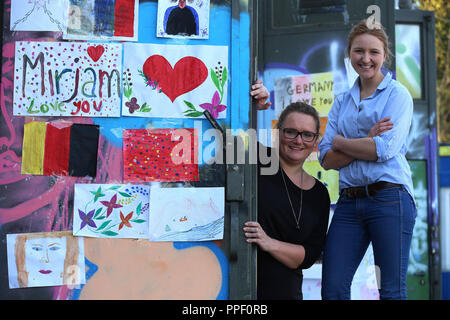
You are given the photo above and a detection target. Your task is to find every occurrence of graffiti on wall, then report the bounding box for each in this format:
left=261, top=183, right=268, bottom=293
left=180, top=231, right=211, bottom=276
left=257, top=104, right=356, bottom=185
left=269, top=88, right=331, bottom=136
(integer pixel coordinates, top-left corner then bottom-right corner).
left=0, top=1, right=231, bottom=300
left=395, top=24, right=422, bottom=99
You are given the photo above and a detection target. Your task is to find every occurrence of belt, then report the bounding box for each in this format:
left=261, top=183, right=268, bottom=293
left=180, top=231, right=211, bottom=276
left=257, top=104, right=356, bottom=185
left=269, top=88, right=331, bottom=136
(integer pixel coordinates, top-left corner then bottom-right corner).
left=340, top=181, right=402, bottom=199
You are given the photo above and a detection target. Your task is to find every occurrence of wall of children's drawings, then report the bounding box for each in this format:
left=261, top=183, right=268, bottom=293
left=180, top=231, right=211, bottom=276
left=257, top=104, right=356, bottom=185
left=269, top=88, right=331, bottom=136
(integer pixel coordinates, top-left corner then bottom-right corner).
left=0, top=0, right=243, bottom=299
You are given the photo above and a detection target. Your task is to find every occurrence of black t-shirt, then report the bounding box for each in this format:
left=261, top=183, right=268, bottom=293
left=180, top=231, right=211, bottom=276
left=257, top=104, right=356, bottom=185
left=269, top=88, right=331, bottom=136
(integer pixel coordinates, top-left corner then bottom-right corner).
left=166, top=7, right=197, bottom=36
left=257, top=147, right=330, bottom=300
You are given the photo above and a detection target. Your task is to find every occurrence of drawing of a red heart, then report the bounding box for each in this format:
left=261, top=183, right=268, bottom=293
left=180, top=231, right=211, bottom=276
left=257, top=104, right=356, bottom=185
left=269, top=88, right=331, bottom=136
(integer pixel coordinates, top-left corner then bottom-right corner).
left=87, top=45, right=105, bottom=62
left=142, top=55, right=208, bottom=102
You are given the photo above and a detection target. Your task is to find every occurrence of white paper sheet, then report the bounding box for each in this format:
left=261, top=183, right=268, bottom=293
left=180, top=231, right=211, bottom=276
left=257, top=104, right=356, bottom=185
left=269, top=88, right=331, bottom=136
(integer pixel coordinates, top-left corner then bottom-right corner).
left=7, top=231, right=85, bottom=289
left=122, top=43, right=228, bottom=119
left=10, top=0, right=68, bottom=32
left=156, top=0, right=210, bottom=39
left=274, top=72, right=334, bottom=118
left=13, top=41, right=122, bottom=117
left=73, top=184, right=150, bottom=239
left=64, top=0, right=139, bottom=41
left=148, top=187, right=224, bottom=242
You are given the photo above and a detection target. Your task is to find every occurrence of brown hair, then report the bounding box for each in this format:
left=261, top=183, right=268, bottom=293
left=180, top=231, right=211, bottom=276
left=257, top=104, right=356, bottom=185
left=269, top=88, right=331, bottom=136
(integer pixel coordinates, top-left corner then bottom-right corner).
left=347, top=19, right=393, bottom=68
left=14, top=231, right=80, bottom=287
left=276, top=102, right=320, bottom=134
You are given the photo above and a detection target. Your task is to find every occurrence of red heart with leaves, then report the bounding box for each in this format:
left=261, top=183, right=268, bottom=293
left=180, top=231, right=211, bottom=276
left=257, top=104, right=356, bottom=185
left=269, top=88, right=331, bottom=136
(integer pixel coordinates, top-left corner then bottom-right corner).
left=87, top=45, right=105, bottom=62
left=142, top=55, right=208, bottom=102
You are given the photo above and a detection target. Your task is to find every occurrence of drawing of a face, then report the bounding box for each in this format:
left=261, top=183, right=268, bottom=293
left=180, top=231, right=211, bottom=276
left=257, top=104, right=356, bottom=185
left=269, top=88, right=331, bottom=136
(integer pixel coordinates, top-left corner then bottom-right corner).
left=8, top=231, right=85, bottom=288
left=11, top=231, right=82, bottom=288
left=24, top=237, right=67, bottom=287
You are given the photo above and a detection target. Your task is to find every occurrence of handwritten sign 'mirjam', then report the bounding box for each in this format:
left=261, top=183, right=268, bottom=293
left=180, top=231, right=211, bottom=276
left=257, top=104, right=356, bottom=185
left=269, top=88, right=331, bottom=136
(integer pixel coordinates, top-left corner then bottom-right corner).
left=13, top=41, right=122, bottom=117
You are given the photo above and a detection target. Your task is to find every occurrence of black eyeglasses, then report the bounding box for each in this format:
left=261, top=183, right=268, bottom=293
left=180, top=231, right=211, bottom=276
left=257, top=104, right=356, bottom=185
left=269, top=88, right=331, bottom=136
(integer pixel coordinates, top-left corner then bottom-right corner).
left=281, top=128, right=318, bottom=142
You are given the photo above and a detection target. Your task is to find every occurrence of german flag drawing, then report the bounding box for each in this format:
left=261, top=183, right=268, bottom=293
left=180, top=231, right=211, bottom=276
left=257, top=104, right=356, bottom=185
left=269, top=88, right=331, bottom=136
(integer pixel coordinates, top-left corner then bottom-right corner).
left=21, top=121, right=99, bottom=178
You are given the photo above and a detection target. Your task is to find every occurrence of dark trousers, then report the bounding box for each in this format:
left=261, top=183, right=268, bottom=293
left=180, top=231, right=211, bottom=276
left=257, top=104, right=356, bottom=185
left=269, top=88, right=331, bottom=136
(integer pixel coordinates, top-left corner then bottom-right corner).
left=321, top=186, right=417, bottom=300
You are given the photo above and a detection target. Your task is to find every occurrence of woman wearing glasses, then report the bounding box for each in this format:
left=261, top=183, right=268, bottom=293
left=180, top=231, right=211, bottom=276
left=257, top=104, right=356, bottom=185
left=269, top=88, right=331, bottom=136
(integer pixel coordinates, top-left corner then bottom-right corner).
left=244, top=92, right=331, bottom=300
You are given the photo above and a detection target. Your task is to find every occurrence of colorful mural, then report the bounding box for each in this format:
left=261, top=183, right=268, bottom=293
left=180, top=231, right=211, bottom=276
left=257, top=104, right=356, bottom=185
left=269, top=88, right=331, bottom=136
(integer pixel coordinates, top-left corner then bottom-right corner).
left=406, top=160, right=429, bottom=299
left=395, top=23, right=422, bottom=99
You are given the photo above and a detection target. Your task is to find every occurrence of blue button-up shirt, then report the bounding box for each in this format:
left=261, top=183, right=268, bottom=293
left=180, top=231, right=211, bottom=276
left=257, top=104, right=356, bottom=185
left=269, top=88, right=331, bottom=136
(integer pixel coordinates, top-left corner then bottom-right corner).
left=318, top=72, right=414, bottom=198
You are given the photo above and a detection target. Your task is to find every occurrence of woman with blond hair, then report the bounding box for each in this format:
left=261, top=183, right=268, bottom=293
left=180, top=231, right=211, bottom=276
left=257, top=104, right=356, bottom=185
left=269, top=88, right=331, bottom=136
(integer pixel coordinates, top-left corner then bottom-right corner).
left=318, top=19, right=416, bottom=300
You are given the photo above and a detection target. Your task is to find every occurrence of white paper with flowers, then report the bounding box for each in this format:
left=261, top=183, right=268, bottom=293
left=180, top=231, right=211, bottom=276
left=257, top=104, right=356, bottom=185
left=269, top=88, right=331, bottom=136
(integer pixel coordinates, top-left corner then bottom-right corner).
left=122, top=43, right=228, bottom=119
left=73, top=184, right=150, bottom=239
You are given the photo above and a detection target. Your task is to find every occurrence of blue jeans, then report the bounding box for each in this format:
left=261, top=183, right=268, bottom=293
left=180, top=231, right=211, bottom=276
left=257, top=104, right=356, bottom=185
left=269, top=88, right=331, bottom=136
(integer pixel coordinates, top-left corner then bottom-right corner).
left=321, top=186, right=417, bottom=300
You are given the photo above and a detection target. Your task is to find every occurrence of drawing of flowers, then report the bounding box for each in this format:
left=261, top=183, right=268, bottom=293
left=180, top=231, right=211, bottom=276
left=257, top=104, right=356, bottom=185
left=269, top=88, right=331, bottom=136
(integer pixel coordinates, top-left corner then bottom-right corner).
left=139, top=69, right=163, bottom=93
left=90, top=186, right=105, bottom=202
left=199, top=91, right=227, bottom=119
left=123, top=69, right=152, bottom=114
left=125, top=97, right=140, bottom=113
left=95, top=219, right=118, bottom=236
left=125, top=185, right=149, bottom=198
left=119, top=211, right=133, bottom=230
left=211, top=62, right=227, bottom=104
left=183, top=62, right=227, bottom=118
left=78, top=209, right=97, bottom=230
left=76, top=185, right=149, bottom=238
left=123, top=69, right=133, bottom=100
left=100, top=194, right=123, bottom=218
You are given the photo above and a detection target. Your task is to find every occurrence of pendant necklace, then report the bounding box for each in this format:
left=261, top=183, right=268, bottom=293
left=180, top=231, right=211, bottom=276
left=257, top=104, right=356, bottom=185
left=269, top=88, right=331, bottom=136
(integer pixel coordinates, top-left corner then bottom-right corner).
left=280, top=167, right=303, bottom=230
